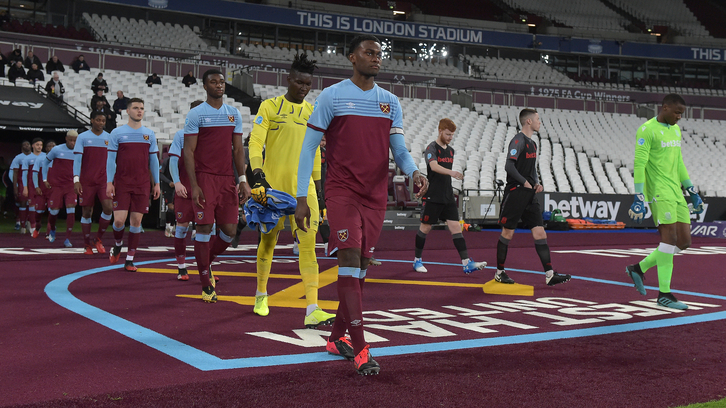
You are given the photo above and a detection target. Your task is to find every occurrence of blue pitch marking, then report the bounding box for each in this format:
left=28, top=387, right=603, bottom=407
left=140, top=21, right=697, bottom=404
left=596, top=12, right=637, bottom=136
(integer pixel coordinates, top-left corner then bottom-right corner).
left=45, top=255, right=726, bottom=371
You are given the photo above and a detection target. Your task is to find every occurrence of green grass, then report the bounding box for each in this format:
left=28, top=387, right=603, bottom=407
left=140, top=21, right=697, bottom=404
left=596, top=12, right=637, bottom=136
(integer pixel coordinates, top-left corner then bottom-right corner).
left=675, top=398, right=726, bottom=408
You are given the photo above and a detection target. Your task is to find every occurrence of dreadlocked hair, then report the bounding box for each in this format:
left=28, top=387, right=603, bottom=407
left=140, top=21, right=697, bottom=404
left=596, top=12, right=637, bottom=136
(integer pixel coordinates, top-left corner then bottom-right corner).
left=291, top=53, right=317, bottom=75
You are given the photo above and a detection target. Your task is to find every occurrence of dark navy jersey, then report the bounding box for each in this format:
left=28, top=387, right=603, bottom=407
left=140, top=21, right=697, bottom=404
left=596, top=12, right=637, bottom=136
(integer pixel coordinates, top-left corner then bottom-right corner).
left=505, top=132, right=538, bottom=189
left=423, top=141, right=455, bottom=204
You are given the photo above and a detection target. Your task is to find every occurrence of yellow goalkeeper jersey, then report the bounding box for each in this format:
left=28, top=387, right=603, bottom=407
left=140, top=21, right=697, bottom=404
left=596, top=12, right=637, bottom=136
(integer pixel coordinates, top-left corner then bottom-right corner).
left=249, top=95, right=321, bottom=198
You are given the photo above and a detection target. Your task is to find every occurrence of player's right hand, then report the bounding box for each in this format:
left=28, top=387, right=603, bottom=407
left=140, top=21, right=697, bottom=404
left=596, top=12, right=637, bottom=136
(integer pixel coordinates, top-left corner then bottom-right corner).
left=74, top=182, right=82, bottom=196
left=250, top=170, right=271, bottom=206
left=629, top=193, right=645, bottom=224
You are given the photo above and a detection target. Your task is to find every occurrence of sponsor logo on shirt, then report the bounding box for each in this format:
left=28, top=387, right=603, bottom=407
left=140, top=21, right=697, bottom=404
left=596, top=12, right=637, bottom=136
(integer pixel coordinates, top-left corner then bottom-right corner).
left=438, top=157, right=453, bottom=163
left=661, top=140, right=681, bottom=148
left=526, top=152, right=537, bottom=159
left=346, top=102, right=355, bottom=109
left=337, top=229, right=349, bottom=242
left=379, top=103, right=390, bottom=113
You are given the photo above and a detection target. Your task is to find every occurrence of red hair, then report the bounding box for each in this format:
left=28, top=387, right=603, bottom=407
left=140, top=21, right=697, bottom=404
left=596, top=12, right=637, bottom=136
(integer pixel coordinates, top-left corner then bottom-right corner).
left=438, top=118, right=456, bottom=132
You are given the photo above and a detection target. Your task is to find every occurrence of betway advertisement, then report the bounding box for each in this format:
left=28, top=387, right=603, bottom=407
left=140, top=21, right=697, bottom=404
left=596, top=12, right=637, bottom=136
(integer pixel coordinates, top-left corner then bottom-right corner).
left=537, top=192, right=726, bottom=228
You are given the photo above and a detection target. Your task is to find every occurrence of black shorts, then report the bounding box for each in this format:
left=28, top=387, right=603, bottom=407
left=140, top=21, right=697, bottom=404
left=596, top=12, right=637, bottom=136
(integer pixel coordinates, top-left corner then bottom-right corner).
left=161, top=187, right=174, bottom=206
left=420, top=200, right=459, bottom=224
left=498, top=186, right=543, bottom=230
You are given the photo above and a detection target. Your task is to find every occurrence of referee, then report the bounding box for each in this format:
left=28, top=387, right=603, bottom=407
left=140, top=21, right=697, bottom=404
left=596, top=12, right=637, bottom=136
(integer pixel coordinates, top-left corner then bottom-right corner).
left=413, top=118, right=486, bottom=274
left=495, top=108, right=570, bottom=286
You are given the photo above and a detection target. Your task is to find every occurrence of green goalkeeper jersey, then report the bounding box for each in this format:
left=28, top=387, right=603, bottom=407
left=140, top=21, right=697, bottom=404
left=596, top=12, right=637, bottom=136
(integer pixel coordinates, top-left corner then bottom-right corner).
left=633, top=117, right=690, bottom=203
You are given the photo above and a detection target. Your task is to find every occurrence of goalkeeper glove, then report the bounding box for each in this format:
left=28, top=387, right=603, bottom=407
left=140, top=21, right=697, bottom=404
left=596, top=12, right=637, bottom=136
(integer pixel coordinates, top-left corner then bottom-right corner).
left=686, top=186, right=704, bottom=214
left=628, top=193, right=645, bottom=224
left=250, top=170, right=271, bottom=206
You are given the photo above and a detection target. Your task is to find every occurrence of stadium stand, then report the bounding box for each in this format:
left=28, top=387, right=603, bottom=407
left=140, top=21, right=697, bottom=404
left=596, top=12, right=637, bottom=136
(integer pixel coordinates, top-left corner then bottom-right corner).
left=500, top=0, right=630, bottom=32
left=611, top=0, right=710, bottom=37
left=80, top=13, right=227, bottom=54
left=1, top=19, right=95, bottom=41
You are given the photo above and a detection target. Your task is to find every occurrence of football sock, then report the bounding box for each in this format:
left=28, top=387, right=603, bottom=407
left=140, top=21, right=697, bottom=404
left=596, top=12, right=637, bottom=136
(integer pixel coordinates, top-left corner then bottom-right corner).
left=337, top=273, right=365, bottom=354
left=208, top=230, right=232, bottom=264
left=97, top=212, right=112, bottom=240
left=452, top=233, right=468, bottom=260
left=534, top=239, right=553, bottom=272
left=194, top=233, right=212, bottom=287
left=113, top=223, right=125, bottom=246
left=256, top=230, right=278, bottom=294
left=497, top=235, right=510, bottom=269
left=655, top=243, right=676, bottom=293
left=298, top=230, right=319, bottom=306
left=127, top=225, right=141, bottom=261
left=414, top=230, right=427, bottom=258
left=639, top=248, right=659, bottom=273
left=174, top=225, right=188, bottom=268
left=65, top=208, right=75, bottom=240
left=48, top=209, right=58, bottom=231
left=81, top=217, right=93, bottom=245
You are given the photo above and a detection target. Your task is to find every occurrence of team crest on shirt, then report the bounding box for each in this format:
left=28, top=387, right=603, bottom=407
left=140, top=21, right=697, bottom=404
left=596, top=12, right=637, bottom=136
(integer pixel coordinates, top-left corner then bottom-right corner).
left=104, top=140, right=109, bottom=146
left=337, top=229, right=349, bottom=242
left=143, top=135, right=150, bottom=141
left=113, top=201, right=119, bottom=209
left=197, top=212, right=204, bottom=220
left=379, top=103, right=390, bottom=114
left=79, top=197, right=84, bottom=205
left=177, top=212, right=183, bottom=220
left=228, top=115, right=235, bottom=123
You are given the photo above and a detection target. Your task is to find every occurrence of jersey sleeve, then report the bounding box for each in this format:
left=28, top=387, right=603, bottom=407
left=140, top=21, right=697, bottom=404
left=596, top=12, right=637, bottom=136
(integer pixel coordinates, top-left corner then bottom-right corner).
left=424, top=142, right=439, bottom=163
left=307, top=88, right=334, bottom=132
left=168, top=131, right=183, bottom=157
left=507, top=134, right=524, bottom=161
left=249, top=100, right=271, bottom=170
left=184, top=108, right=200, bottom=136
left=107, top=130, right=119, bottom=152
left=633, top=124, right=652, bottom=193
left=148, top=130, right=159, bottom=154
left=312, top=146, right=322, bottom=181
left=390, top=96, right=404, bottom=136
left=234, top=108, right=243, bottom=135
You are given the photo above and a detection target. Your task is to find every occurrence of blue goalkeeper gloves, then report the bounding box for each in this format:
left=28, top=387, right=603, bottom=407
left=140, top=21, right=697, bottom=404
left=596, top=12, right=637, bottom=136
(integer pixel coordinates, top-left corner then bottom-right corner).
left=628, top=193, right=645, bottom=224
left=686, top=186, right=704, bottom=214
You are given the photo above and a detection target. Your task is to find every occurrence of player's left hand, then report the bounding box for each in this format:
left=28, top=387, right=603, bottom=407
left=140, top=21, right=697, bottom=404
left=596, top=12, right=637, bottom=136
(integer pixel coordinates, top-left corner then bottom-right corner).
left=106, top=182, right=115, bottom=199
left=35, top=187, right=42, bottom=195
left=192, top=185, right=205, bottom=209
left=250, top=170, right=271, bottom=206
left=686, top=186, right=704, bottom=214
left=535, top=184, right=544, bottom=193
left=294, top=197, right=311, bottom=233
left=239, top=181, right=251, bottom=203
left=412, top=171, right=428, bottom=198
left=44, top=181, right=51, bottom=190
left=152, top=183, right=160, bottom=200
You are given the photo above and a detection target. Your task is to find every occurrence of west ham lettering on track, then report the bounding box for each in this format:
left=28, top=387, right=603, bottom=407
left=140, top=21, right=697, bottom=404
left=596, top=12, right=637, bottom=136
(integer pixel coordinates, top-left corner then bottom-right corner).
left=43, top=240, right=726, bottom=371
